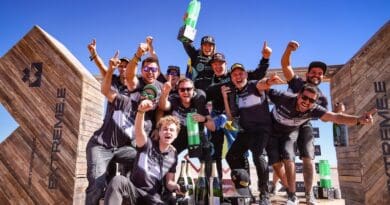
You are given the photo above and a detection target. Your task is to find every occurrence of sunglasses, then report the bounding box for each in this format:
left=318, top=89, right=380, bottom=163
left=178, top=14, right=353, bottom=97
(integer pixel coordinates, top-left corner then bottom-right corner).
left=142, top=66, right=158, bottom=73
left=167, top=70, right=179, bottom=76
left=141, top=91, right=156, bottom=101
left=300, top=95, right=316, bottom=103
left=178, top=87, right=193, bottom=93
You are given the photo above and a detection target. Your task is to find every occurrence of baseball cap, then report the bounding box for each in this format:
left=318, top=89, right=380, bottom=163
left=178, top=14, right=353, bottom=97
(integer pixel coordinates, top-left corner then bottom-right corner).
left=120, top=57, right=130, bottom=63
left=211, top=53, right=226, bottom=63
left=167, top=65, right=180, bottom=76
left=201, top=35, right=215, bottom=45
left=230, top=63, right=246, bottom=73
left=142, top=84, right=159, bottom=101
left=231, top=169, right=251, bottom=197
left=308, top=61, right=327, bottom=74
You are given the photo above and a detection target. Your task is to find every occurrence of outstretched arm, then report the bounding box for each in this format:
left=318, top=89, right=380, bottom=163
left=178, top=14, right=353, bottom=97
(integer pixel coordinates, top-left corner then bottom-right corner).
left=101, top=51, right=120, bottom=103
left=320, top=108, right=376, bottom=126
left=88, top=39, right=108, bottom=78
left=256, top=73, right=286, bottom=92
left=281, top=40, right=299, bottom=82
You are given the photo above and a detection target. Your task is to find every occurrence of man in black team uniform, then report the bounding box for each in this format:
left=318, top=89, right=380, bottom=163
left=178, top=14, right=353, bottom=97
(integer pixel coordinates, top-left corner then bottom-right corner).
left=104, top=99, right=182, bottom=205
left=182, top=35, right=216, bottom=91
left=281, top=40, right=329, bottom=205
left=85, top=51, right=135, bottom=205
left=205, top=42, right=272, bottom=179
left=222, top=63, right=273, bottom=205
left=126, top=42, right=164, bottom=136
left=159, top=78, right=215, bottom=155
left=87, top=39, right=130, bottom=95
left=257, top=76, right=375, bottom=205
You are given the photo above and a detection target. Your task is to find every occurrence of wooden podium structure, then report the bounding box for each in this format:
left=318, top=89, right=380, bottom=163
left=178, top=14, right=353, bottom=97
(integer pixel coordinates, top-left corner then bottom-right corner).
left=329, top=21, right=390, bottom=204
left=0, top=21, right=389, bottom=204
left=0, top=26, right=104, bottom=204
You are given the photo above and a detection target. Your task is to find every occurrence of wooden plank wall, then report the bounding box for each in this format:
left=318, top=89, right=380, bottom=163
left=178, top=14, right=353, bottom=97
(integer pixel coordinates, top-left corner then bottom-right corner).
left=0, top=26, right=104, bottom=204
left=330, top=21, right=390, bottom=205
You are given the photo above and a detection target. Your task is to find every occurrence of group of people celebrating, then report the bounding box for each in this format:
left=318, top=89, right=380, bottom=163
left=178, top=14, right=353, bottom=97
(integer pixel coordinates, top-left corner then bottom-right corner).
left=84, top=34, right=375, bottom=205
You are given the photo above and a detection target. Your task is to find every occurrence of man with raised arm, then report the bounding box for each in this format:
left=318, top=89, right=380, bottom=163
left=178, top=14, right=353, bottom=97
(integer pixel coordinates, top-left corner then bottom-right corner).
left=85, top=51, right=137, bottom=205
left=257, top=75, right=375, bottom=205
left=104, top=99, right=181, bottom=205
left=280, top=40, right=330, bottom=205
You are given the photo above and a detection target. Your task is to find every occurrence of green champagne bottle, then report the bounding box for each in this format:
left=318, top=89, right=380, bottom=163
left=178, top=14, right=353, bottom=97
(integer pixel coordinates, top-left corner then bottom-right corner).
left=177, top=160, right=188, bottom=199
left=210, top=161, right=222, bottom=205
left=195, top=161, right=208, bottom=205
left=186, top=112, right=201, bottom=157
left=186, top=160, right=195, bottom=204
left=184, top=0, right=201, bottom=29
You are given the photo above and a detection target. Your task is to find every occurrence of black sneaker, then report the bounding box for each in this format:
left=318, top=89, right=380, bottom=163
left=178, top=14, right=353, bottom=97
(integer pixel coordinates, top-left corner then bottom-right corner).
left=286, top=193, right=299, bottom=205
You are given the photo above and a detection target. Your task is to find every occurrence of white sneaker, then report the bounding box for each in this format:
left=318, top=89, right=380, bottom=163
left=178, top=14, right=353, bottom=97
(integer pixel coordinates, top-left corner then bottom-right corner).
left=306, top=192, right=317, bottom=205
left=286, top=194, right=299, bottom=205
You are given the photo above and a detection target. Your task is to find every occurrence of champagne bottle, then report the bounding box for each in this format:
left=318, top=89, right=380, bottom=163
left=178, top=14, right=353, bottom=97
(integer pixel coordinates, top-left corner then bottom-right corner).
left=210, top=161, right=222, bottom=205
left=186, top=160, right=195, bottom=202
left=187, top=112, right=201, bottom=157
left=177, top=160, right=188, bottom=199
left=195, top=161, right=208, bottom=205
left=184, top=0, right=201, bottom=29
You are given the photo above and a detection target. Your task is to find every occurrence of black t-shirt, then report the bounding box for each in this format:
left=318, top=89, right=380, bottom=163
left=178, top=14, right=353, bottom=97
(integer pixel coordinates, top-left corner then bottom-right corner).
left=268, top=89, right=327, bottom=133
left=288, top=75, right=328, bottom=109
left=236, top=81, right=272, bottom=131
left=91, top=74, right=134, bottom=148
left=206, top=58, right=270, bottom=115
left=92, top=93, right=136, bottom=148
left=131, top=140, right=177, bottom=204
left=182, top=42, right=213, bottom=91
left=168, top=89, right=209, bottom=138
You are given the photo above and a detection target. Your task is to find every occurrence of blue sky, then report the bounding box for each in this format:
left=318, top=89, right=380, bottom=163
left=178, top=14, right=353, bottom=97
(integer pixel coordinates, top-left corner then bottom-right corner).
left=0, top=0, right=389, bottom=166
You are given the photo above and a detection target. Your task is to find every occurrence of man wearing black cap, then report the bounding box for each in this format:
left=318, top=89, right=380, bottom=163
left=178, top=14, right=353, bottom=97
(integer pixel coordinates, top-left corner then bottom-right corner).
left=181, top=35, right=216, bottom=91
left=88, top=39, right=130, bottom=95
left=86, top=52, right=148, bottom=205
left=223, top=63, right=272, bottom=204
left=205, top=42, right=271, bottom=181
left=156, top=65, right=181, bottom=94
left=280, top=40, right=329, bottom=205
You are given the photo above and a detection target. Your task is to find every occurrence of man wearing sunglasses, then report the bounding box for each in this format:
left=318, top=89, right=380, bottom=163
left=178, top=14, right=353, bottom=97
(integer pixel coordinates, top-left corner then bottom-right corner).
left=257, top=75, right=375, bottom=205
left=159, top=78, right=215, bottom=156
left=280, top=40, right=329, bottom=205
left=125, top=41, right=164, bottom=134
left=156, top=65, right=181, bottom=95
